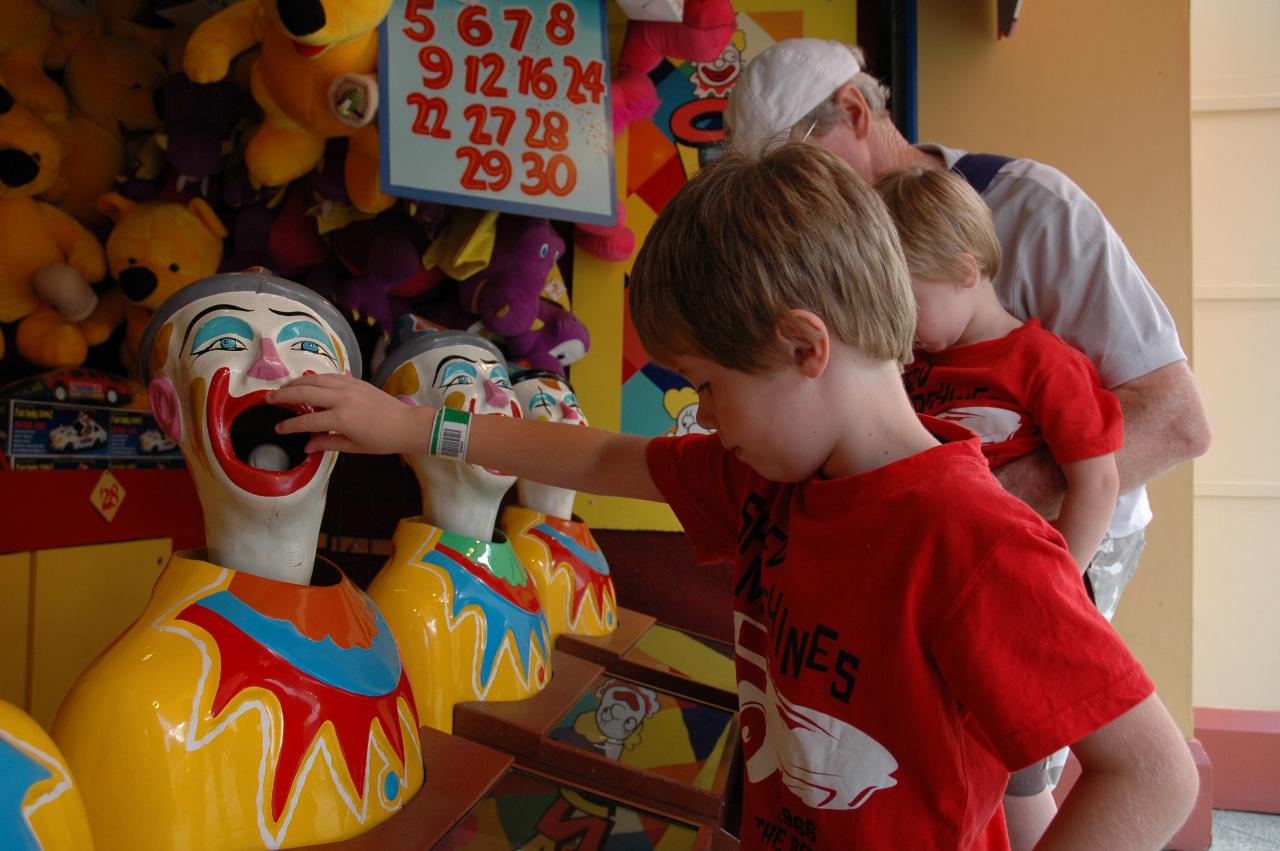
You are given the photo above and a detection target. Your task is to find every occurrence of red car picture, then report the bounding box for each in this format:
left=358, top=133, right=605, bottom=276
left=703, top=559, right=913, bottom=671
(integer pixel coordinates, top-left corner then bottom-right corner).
left=1, top=369, right=134, bottom=406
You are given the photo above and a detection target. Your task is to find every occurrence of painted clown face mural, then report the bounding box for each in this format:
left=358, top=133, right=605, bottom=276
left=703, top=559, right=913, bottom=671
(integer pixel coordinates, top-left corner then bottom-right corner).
left=501, top=370, right=618, bottom=642
left=139, top=272, right=360, bottom=583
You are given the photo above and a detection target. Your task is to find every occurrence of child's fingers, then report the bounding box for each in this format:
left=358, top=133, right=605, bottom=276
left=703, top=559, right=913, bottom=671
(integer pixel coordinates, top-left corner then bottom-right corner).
left=267, top=384, right=345, bottom=409
left=305, top=433, right=357, bottom=454
left=281, top=372, right=355, bottom=390
left=275, top=410, right=339, bottom=435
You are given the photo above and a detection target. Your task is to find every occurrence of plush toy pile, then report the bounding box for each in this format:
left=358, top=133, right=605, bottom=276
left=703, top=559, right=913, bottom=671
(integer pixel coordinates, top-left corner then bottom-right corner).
left=0, top=0, right=736, bottom=382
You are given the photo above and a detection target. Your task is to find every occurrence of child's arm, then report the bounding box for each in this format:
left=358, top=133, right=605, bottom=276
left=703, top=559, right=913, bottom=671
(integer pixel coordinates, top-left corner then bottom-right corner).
left=269, top=373, right=663, bottom=501
left=1034, top=693, right=1198, bottom=851
left=1051, top=453, right=1120, bottom=572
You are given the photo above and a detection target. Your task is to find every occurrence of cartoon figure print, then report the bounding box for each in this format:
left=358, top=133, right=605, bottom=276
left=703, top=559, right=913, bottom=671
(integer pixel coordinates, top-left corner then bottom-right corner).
left=573, top=680, right=660, bottom=760
left=663, top=387, right=713, bottom=437
left=735, top=613, right=899, bottom=810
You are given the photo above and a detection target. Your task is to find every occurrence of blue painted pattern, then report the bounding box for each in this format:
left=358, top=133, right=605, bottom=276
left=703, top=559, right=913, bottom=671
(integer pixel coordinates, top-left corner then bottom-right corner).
left=0, top=735, right=50, bottom=851
left=534, top=522, right=611, bottom=576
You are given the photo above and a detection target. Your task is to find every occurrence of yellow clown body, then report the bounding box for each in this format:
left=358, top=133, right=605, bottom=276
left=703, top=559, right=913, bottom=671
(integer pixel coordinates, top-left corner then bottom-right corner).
left=53, top=552, right=424, bottom=851
left=0, top=700, right=94, bottom=851
left=369, top=518, right=553, bottom=734
left=500, top=505, right=618, bottom=643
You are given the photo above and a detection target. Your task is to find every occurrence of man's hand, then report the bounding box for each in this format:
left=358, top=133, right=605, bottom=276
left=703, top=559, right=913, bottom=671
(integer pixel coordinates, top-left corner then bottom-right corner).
left=269, top=373, right=434, bottom=455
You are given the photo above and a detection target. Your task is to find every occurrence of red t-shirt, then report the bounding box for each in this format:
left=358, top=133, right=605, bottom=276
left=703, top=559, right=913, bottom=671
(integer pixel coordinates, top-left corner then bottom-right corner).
left=902, top=320, right=1123, bottom=468
left=646, top=418, right=1152, bottom=850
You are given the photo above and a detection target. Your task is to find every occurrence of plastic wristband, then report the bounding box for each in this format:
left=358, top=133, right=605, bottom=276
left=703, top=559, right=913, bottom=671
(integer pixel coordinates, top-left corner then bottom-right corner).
left=429, top=407, right=472, bottom=460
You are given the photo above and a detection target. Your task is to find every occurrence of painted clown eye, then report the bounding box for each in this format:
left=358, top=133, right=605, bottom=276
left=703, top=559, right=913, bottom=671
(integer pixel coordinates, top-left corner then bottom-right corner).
left=290, top=339, right=337, bottom=363
left=442, top=374, right=473, bottom=388
left=195, top=336, right=247, bottom=356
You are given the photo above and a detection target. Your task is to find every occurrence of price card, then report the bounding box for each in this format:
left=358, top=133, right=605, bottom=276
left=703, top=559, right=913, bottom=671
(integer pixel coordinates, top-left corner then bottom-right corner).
left=380, top=0, right=616, bottom=225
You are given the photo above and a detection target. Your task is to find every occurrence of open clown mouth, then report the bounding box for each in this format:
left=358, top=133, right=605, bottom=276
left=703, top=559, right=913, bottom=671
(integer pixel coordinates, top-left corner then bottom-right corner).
left=208, top=367, right=323, bottom=497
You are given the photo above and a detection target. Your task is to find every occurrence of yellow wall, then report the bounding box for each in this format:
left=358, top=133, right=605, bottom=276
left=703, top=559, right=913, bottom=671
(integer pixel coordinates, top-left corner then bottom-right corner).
left=917, top=1, right=1195, bottom=732
left=1190, top=0, right=1280, bottom=711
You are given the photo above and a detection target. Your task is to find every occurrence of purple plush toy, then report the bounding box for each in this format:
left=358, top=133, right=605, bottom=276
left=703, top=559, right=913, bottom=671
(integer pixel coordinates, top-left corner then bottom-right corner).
left=506, top=298, right=591, bottom=372
left=455, top=215, right=565, bottom=337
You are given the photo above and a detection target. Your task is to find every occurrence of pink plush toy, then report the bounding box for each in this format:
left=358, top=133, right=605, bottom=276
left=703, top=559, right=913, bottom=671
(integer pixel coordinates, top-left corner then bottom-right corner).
left=455, top=216, right=564, bottom=338
left=575, top=0, right=735, bottom=262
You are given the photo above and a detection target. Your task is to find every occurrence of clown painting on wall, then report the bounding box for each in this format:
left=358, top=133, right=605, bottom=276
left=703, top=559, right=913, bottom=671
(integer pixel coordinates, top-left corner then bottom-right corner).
left=368, top=318, right=554, bottom=734
left=52, top=273, right=425, bottom=851
left=500, top=369, right=619, bottom=644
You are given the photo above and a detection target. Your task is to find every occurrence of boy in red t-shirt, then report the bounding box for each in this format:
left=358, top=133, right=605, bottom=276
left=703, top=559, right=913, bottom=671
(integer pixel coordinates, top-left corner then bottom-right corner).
left=269, top=145, right=1196, bottom=850
left=875, top=166, right=1122, bottom=577
left=876, top=167, right=1126, bottom=849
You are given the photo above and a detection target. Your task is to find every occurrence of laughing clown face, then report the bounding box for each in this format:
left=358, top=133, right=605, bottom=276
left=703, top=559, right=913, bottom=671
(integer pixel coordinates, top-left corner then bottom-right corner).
left=139, top=273, right=360, bottom=577
left=376, top=323, right=522, bottom=491
left=512, top=370, right=586, bottom=428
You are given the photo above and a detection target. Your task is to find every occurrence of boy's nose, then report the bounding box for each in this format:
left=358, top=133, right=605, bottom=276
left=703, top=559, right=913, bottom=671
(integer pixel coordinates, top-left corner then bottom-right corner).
left=483, top=379, right=511, bottom=409
left=247, top=338, right=290, bottom=381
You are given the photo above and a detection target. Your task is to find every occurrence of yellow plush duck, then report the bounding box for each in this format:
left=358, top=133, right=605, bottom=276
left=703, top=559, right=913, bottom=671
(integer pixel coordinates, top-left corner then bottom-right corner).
left=184, top=0, right=396, bottom=214
left=0, top=76, right=122, bottom=368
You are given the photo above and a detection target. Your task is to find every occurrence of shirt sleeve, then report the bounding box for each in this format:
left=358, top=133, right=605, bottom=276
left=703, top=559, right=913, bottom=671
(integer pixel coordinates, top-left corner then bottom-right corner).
left=645, top=434, right=756, bottom=565
left=994, top=171, right=1186, bottom=388
left=930, top=522, right=1154, bottom=771
left=1026, top=338, right=1125, bottom=465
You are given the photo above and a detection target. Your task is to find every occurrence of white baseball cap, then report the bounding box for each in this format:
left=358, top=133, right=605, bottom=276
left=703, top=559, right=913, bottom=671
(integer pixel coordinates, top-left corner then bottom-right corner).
left=724, top=38, right=862, bottom=157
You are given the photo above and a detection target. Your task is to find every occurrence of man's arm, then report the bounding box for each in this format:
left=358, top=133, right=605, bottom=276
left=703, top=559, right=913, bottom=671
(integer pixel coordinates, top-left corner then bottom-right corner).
left=269, top=373, right=662, bottom=502
left=1034, top=693, right=1198, bottom=850
left=995, top=361, right=1210, bottom=519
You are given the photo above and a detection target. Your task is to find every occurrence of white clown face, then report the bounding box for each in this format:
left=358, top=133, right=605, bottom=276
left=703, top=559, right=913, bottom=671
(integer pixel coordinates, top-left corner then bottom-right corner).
left=378, top=328, right=521, bottom=486
left=512, top=372, right=586, bottom=427
left=143, top=275, right=357, bottom=510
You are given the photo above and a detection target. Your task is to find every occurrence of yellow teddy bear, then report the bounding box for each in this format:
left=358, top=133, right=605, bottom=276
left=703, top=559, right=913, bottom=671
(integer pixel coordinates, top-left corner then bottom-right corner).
left=97, top=191, right=228, bottom=374
left=184, top=0, right=395, bottom=214
left=0, top=76, right=123, bottom=368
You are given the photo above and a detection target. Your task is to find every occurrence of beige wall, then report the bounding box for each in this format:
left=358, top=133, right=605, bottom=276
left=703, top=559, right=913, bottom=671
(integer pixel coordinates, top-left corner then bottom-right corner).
left=1190, top=0, right=1280, bottom=711
left=917, top=1, right=1195, bottom=732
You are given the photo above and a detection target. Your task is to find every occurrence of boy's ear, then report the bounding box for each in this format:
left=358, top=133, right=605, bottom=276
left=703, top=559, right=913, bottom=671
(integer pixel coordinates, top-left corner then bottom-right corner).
left=775, top=309, right=830, bottom=379
left=834, top=83, right=872, bottom=141
left=958, top=253, right=981, bottom=289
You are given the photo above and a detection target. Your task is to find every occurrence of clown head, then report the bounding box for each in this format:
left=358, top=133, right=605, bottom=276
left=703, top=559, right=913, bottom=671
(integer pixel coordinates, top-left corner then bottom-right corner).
left=375, top=319, right=521, bottom=541
left=139, top=272, right=360, bottom=584
left=511, top=369, right=585, bottom=519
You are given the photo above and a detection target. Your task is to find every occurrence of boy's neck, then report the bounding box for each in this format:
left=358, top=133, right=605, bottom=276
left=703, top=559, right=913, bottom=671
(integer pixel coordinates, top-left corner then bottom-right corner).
left=956, top=279, right=1023, bottom=347
left=819, top=357, right=940, bottom=480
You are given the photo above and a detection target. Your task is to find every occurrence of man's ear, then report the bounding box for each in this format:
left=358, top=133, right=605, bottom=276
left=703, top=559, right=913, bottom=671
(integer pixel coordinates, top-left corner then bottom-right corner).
left=775, top=309, right=830, bottom=378
left=833, top=83, right=873, bottom=141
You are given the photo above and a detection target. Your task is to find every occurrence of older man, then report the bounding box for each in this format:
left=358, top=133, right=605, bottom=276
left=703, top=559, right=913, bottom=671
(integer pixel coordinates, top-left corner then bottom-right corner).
left=724, top=37, right=1210, bottom=848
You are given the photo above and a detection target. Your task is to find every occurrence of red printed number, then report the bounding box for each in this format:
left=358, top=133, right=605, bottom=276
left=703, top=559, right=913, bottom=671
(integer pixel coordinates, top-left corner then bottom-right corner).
left=524, top=108, right=569, bottom=152
left=402, top=0, right=435, bottom=42
left=545, top=1, right=575, bottom=45
left=418, top=45, right=453, bottom=89
left=464, top=104, right=516, bottom=145
left=564, top=56, right=605, bottom=105
left=502, top=7, right=534, bottom=51
left=457, top=4, right=493, bottom=46
left=458, top=146, right=513, bottom=192
left=517, top=56, right=557, bottom=99
left=521, top=151, right=576, bottom=196
left=408, top=93, right=451, bottom=138
left=464, top=52, right=508, bottom=97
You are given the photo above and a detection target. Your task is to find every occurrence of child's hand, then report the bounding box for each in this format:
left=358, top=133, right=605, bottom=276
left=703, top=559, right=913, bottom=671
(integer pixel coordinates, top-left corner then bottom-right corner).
left=268, top=374, right=433, bottom=455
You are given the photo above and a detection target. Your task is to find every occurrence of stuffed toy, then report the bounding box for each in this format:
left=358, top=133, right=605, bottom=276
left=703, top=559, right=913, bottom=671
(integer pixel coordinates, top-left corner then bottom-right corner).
left=98, top=191, right=227, bottom=372
left=36, top=31, right=167, bottom=229
left=505, top=298, right=591, bottom=373
left=0, top=77, right=121, bottom=368
left=125, top=72, right=250, bottom=203
left=575, top=0, right=736, bottom=261
left=451, top=215, right=566, bottom=338
left=0, top=0, right=67, bottom=121
left=184, top=0, right=396, bottom=214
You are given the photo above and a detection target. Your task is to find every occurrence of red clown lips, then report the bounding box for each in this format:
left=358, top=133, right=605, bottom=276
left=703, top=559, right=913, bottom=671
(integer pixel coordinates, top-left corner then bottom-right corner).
left=207, top=367, right=323, bottom=497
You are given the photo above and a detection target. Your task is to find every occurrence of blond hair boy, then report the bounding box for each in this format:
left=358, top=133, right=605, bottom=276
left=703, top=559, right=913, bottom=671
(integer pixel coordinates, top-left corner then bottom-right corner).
left=269, top=145, right=1196, bottom=850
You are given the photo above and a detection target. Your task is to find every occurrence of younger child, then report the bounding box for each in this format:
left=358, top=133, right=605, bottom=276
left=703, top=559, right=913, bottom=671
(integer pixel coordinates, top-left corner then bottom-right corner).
left=875, top=166, right=1122, bottom=575
left=268, top=145, right=1195, bottom=850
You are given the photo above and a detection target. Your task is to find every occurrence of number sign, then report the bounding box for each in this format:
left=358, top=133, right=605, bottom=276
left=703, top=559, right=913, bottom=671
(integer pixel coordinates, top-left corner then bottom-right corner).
left=380, top=0, right=616, bottom=225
